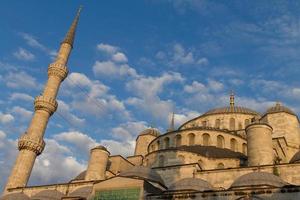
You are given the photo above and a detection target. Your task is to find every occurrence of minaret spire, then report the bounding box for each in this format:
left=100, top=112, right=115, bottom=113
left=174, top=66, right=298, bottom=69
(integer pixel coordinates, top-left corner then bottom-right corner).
left=230, top=90, right=235, bottom=109
left=4, top=8, right=81, bottom=193
left=167, top=112, right=175, bottom=132
left=62, top=6, right=82, bottom=48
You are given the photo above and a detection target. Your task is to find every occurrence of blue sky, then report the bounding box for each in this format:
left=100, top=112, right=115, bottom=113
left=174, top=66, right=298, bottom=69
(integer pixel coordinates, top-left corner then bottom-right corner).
left=1, top=0, right=300, bottom=189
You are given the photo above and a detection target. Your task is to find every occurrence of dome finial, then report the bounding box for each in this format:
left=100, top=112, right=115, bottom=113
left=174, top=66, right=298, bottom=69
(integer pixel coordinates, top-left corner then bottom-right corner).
left=230, top=90, right=235, bottom=108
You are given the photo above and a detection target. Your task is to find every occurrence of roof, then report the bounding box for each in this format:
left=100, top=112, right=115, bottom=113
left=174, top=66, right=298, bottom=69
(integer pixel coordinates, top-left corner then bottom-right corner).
left=290, top=151, right=300, bottom=163
left=168, top=178, right=213, bottom=191
left=72, top=170, right=86, bottom=181
left=91, top=145, right=109, bottom=152
left=173, top=145, right=247, bottom=159
left=203, top=106, right=260, bottom=117
left=231, top=172, right=287, bottom=188
left=31, top=190, right=64, bottom=200
left=138, top=128, right=160, bottom=137
left=264, top=102, right=296, bottom=116
left=0, top=193, right=30, bottom=200
left=119, top=166, right=165, bottom=186
left=68, top=186, right=93, bottom=198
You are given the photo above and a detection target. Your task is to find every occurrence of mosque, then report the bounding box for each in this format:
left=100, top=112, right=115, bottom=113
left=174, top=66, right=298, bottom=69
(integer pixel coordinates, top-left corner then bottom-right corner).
left=3, top=8, right=300, bottom=200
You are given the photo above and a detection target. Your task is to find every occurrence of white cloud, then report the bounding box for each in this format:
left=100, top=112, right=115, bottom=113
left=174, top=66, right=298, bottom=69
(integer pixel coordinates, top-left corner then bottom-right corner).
left=9, top=92, right=34, bottom=102
left=13, top=47, right=35, bottom=61
left=2, top=71, right=41, bottom=90
left=184, top=81, right=206, bottom=93
left=11, top=106, right=33, bottom=122
left=207, top=79, right=223, bottom=91
left=54, top=131, right=98, bottom=154
left=97, top=43, right=119, bottom=54
left=57, top=100, right=85, bottom=127
left=173, top=111, right=199, bottom=128
left=0, top=112, right=14, bottom=124
left=19, top=33, right=56, bottom=57
left=111, top=121, right=148, bottom=140
left=112, top=52, right=128, bottom=63
left=99, top=139, right=135, bottom=156
left=93, top=61, right=138, bottom=78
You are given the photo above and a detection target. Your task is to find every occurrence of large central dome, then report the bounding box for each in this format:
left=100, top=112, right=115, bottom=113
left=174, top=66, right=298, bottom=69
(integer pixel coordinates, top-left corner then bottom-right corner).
left=203, top=106, right=260, bottom=117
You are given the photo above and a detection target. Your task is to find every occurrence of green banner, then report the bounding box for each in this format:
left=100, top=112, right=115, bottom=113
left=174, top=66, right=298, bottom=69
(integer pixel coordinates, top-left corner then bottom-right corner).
left=93, top=188, right=141, bottom=200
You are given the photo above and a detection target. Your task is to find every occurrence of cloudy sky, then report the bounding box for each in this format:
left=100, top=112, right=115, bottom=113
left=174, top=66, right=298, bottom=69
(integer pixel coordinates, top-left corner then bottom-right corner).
left=1, top=0, right=300, bottom=190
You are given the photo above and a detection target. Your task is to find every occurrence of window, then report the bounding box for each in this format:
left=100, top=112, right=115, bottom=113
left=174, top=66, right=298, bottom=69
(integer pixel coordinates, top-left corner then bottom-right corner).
left=158, top=155, right=165, bottom=167
left=242, top=143, right=247, bottom=154
left=217, top=135, right=225, bottom=148
left=215, top=119, right=221, bottom=129
left=188, top=133, right=195, bottom=145
left=230, top=138, right=237, bottom=151
left=202, top=133, right=210, bottom=146
left=238, top=122, right=242, bottom=130
left=175, top=134, right=182, bottom=147
left=156, top=140, right=160, bottom=150
left=217, top=163, right=225, bottom=169
left=229, top=118, right=235, bottom=130
left=202, top=120, right=207, bottom=127
left=245, top=119, right=250, bottom=127
left=164, top=137, right=170, bottom=149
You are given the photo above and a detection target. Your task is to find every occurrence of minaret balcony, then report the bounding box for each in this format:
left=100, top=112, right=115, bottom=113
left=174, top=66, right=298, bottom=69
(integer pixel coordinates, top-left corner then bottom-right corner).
left=18, top=133, right=45, bottom=155
left=34, top=95, right=58, bottom=115
left=48, top=62, right=68, bottom=81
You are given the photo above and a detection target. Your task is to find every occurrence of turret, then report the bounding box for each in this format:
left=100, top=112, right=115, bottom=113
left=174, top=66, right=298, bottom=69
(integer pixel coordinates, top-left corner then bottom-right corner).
left=3, top=8, right=81, bottom=192
left=134, top=128, right=160, bottom=157
left=246, top=122, right=274, bottom=166
left=85, top=146, right=110, bottom=181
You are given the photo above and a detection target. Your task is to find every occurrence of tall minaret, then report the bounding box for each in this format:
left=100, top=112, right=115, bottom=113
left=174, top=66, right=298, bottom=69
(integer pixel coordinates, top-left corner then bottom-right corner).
left=4, top=8, right=82, bottom=192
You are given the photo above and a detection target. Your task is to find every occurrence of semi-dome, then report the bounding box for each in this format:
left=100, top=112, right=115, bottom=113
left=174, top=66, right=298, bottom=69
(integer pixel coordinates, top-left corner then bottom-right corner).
left=168, top=178, right=213, bottom=191
left=0, top=193, right=30, bottom=200
left=264, top=102, right=296, bottom=116
left=119, top=166, right=164, bottom=186
left=31, top=190, right=64, bottom=200
left=68, top=186, right=93, bottom=198
left=138, top=128, right=160, bottom=137
left=290, top=151, right=300, bottom=163
left=203, top=106, right=260, bottom=117
left=231, top=172, right=287, bottom=188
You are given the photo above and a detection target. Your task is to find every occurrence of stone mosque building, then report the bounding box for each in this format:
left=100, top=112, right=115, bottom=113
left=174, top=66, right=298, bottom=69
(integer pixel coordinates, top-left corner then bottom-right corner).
left=3, top=8, right=300, bottom=200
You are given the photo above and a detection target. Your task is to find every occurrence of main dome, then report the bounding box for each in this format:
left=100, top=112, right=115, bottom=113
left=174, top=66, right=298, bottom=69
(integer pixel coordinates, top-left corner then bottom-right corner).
left=203, top=106, right=260, bottom=116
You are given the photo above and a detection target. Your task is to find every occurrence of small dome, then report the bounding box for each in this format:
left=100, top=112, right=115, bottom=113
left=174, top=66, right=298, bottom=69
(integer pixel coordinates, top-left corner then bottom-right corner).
left=91, top=145, right=109, bottom=152
left=138, top=128, right=160, bottom=137
left=169, top=178, right=213, bottom=191
left=264, top=102, right=296, bottom=116
left=290, top=151, right=300, bottom=163
left=0, top=193, right=30, bottom=200
left=68, top=186, right=93, bottom=198
left=120, top=166, right=164, bottom=186
left=231, top=172, right=287, bottom=188
left=203, top=106, right=260, bottom=116
left=31, top=190, right=64, bottom=200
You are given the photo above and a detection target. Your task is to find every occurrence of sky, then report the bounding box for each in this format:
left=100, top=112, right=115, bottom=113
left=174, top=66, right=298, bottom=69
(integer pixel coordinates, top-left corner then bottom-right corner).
left=1, top=0, right=300, bottom=190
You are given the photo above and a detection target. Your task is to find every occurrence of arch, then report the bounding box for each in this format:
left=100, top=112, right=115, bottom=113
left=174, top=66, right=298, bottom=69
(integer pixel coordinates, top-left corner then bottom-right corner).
left=164, top=137, right=170, bottom=149
left=238, top=122, right=242, bottom=130
left=202, top=133, right=210, bottom=146
left=156, top=140, right=160, bottom=150
left=175, top=134, right=182, bottom=147
left=188, top=133, right=195, bottom=145
left=217, top=135, right=225, bottom=148
left=229, top=118, right=235, bottom=130
left=217, top=163, right=225, bottom=169
left=202, top=120, right=207, bottom=127
left=242, top=143, right=247, bottom=154
left=215, top=119, right=221, bottom=129
left=158, top=155, right=165, bottom=167
left=150, top=144, right=155, bottom=152
left=230, top=138, right=238, bottom=151
left=245, top=119, right=250, bottom=127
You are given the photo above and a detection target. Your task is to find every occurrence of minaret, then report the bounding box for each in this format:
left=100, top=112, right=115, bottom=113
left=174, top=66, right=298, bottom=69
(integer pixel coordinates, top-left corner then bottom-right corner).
left=230, top=91, right=235, bottom=111
left=4, top=8, right=82, bottom=192
left=167, top=112, right=175, bottom=132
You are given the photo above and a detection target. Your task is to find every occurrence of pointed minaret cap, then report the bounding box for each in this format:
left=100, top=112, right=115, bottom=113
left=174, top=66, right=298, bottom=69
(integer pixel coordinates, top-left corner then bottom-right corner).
left=62, top=6, right=82, bottom=48
left=230, top=91, right=235, bottom=109
left=167, top=112, right=175, bottom=132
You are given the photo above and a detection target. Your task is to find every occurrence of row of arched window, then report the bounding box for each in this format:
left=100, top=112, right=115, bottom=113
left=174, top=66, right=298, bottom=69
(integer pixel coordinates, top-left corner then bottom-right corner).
left=156, top=133, right=247, bottom=154
left=201, top=118, right=253, bottom=130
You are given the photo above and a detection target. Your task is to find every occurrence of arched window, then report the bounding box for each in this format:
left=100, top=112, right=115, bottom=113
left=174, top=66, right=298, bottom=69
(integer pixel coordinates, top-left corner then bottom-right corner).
left=215, top=119, right=221, bottom=129
left=156, top=140, right=160, bottom=150
left=238, top=122, right=242, bottom=130
left=217, top=163, right=225, bottom=169
left=150, top=144, right=155, bottom=152
left=188, top=133, right=195, bottom=145
left=217, top=135, right=225, bottom=148
left=164, top=137, right=170, bottom=149
left=202, top=121, right=207, bottom=127
left=242, top=143, right=247, bottom=154
left=202, top=133, right=210, bottom=146
left=229, top=118, right=235, bottom=130
left=245, top=119, right=250, bottom=127
left=175, top=134, right=182, bottom=147
left=158, top=155, right=164, bottom=167
left=230, top=138, right=237, bottom=151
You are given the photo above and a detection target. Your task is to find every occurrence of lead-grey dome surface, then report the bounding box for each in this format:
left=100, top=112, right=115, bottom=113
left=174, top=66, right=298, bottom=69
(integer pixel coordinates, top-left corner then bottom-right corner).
left=169, top=178, right=213, bottom=191
left=120, top=166, right=164, bottom=186
left=203, top=106, right=260, bottom=116
left=139, top=128, right=160, bottom=137
left=264, top=102, right=296, bottom=116
left=31, top=190, right=64, bottom=200
left=231, top=172, right=287, bottom=188
left=290, top=151, right=300, bottom=163
left=0, top=193, right=31, bottom=200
